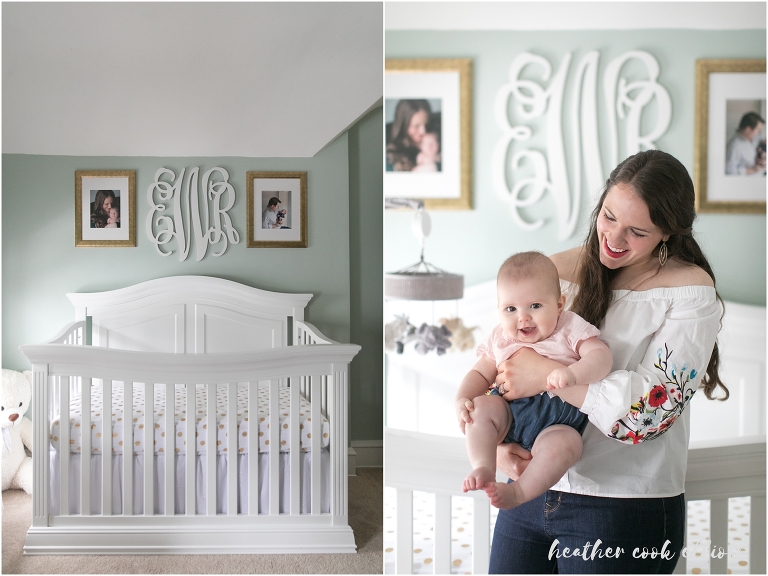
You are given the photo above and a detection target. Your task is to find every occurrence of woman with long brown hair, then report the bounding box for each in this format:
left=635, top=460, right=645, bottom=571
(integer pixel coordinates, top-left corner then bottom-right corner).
left=488, top=150, right=726, bottom=573
left=386, top=99, right=433, bottom=171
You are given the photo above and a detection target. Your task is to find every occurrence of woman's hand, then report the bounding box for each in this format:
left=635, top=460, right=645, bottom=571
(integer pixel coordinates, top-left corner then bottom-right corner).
left=455, top=397, right=474, bottom=434
left=496, top=347, right=566, bottom=400
left=496, top=443, right=532, bottom=481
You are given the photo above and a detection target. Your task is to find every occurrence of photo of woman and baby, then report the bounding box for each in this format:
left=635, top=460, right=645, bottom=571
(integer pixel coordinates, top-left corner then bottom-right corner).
left=385, top=98, right=442, bottom=172
left=89, top=189, right=121, bottom=229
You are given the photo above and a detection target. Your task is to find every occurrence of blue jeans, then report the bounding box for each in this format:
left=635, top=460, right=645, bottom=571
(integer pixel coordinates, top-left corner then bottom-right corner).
left=489, top=489, right=684, bottom=574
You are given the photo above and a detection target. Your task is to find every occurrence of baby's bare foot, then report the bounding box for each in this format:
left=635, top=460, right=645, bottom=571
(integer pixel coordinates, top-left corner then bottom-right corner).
left=484, top=482, right=523, bottom=509
left=463, top=466, right=496, bottom=492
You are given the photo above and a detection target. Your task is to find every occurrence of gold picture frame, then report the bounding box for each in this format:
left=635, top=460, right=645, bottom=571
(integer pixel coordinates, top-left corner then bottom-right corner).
left=694, top=59, right=766, bottom=213
left=75, top=170, right=136, bottom=247
left=385, top=58, right=473, bottom=210
left=246, top=171, right=308, bottom=248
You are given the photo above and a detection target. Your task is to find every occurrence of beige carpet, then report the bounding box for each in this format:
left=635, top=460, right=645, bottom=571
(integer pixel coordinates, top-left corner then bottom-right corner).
left=2, top=468, right=382, bottom=574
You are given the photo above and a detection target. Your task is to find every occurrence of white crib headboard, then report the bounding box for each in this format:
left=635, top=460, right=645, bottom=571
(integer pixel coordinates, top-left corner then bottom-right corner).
left=67, top=276, right=312, bottom=354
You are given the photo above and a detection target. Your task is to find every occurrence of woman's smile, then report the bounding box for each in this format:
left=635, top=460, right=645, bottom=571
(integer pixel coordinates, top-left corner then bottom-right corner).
left=602, top=236, right=629, bottom=259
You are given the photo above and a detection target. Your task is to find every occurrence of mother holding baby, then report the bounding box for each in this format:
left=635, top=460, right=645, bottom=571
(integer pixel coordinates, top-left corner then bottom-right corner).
left=386, top=99, right=432, bottom=172
left=488, top=150, right=727, bottom=573
left=90, top=189, right=117, bottom=229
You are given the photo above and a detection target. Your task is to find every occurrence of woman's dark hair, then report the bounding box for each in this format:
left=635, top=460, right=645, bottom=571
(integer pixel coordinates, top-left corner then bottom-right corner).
left=386, top=99, right=432, bottom=171
left=571, top=149, right=728, bottom=401
left=90, top=190, right=116, bottom=228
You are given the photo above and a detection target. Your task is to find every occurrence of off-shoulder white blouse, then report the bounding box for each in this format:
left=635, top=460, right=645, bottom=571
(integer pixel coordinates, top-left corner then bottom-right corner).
left=552, top=280, right=721, bottom=498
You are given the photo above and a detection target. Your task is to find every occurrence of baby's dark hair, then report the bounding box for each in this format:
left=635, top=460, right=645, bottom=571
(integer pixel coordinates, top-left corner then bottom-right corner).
left=498, top=251, right=560, bottom=297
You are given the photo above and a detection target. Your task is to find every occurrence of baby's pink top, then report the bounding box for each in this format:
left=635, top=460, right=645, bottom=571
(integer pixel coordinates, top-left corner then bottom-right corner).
left=477, top=310, right=601, bottom=367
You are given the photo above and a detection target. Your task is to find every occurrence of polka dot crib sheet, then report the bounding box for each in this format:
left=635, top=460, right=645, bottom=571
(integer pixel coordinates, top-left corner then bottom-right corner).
left=50, top=383, right=329, bottom=456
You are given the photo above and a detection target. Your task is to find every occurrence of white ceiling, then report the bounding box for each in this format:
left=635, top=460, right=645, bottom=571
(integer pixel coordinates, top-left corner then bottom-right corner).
left=385, top=2, right=766, bottom=30
left=2, top=2, right=383, bottom=158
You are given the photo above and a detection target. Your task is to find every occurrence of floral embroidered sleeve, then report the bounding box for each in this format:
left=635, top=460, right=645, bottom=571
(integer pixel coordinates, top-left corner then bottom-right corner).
left=579, top=293, right=721, bottom=444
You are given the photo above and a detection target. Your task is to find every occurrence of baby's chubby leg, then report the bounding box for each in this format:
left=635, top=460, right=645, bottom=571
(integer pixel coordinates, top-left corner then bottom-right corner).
left=485, top=424, right=582, bottom=509
left=463, top=394, right=512, bottom=492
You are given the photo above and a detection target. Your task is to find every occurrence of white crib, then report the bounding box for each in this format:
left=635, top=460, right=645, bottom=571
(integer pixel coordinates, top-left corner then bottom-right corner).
left=384, top=281, right=766, bottom=574
left=20, top=276, right=360, bottom=555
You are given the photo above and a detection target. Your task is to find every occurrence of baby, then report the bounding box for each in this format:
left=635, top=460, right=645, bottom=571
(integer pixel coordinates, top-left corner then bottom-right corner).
left=454, top=251, right=612, bottom=509
left=105, top=206, right=120, bottom=228
left=412, top=130, right=441, bottom=172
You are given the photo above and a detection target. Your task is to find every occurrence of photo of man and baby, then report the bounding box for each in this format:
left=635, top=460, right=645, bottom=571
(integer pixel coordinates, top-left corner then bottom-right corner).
left=725, top=102, right=766, bottom=177
left=261, top=191, right=292, bottom=229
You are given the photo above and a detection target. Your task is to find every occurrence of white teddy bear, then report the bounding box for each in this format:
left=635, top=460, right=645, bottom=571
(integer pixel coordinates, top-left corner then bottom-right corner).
left=2, top=369, right=33, bottom=494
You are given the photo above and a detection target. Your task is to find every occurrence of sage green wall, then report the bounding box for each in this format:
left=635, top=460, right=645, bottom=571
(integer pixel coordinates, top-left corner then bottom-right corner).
left=385, top=29, right=766, bottom=306
left=348, top=106, right=384, bottom=442
left=3, top=116, right=384, bottom=442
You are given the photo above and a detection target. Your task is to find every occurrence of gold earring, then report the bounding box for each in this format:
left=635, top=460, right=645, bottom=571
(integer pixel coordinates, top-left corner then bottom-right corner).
left=658, top=241, right=668, bottom=267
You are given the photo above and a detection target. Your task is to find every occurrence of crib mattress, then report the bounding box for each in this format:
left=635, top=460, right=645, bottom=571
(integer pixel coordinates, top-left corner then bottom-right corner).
left=50, top=383, right=329, bottom=455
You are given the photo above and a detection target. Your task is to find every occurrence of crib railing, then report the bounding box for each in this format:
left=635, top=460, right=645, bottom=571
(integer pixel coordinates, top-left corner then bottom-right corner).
left=47, top=320, right=86, bottom=345
left=20, top=341, right=359, bottom=554
left=680, top=436, right=767, bottom=575
left=295, top=320, right=334, bottom=346
left=45, top=321, right=87, bottom=422
left=295, top=321, right=334, bottom=414
left=385, top=427, right=767, bottom=574
left=385, top=428, right=491, bottom=574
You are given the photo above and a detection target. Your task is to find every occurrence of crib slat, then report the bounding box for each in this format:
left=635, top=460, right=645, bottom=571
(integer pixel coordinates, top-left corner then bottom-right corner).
left=310, top=374, right=321, bottom=515
left=164, top=383, right=174, bottom=515
left=144, top=382, right=154, bottom=516
left=123, top=381, right=133, bottom=516
left=185, top=384, right=195, bottom=516
left=751, top=495, right=767, bottom=574
left=321, top=377, right=327, bottom=421
left=472, top=496, right=491, bottom=574
left=434, top=494, right=452, bottom=574
left=80, top=377, right=91, bottom=516
left=269, top=379, right=280, bottom=515
left=206, top=383, right=216, bottom=516
left=396, top=488, right=414, bottom=574
left=59, top=376, right=70, bottom=516
left=710, top=498, right=728, bottom=574
left=227, top=382, right=237, bottom=516
left=248, top=381, right=259, bottom=515
left=340, top=368, right=349, bottom=517
left=329, top=370, right=339, bottom=518
left=289, top=376, right=300, bottom=515
left=102, top=379, right=112, bottom=516
left=329, top=367, right=347, bottom=518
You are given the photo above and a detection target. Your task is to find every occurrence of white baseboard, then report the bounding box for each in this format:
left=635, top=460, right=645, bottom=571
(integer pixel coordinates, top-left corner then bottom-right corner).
left=348, top=440, right=382, bottom=475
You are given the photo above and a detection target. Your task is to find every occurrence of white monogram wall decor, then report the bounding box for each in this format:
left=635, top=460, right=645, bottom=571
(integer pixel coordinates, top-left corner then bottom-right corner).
left=146, top=166, right=240, bottom=261
left=493, top=50, right=671, bottom=240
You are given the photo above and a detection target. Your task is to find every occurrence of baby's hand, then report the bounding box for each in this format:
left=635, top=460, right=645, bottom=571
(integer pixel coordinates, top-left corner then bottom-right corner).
left=546, top=367, right=576, bottom=389
left=455, top=397, right=475, bottom=434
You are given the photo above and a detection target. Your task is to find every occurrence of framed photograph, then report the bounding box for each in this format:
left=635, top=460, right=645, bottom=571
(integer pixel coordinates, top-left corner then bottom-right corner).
left=385, top=58, right=472, bottom=210
left=75, top=170, right=136, bottom=247
left=246, top=171, right=307, bottom=248
left=695, top=59, right=766, bottom=213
